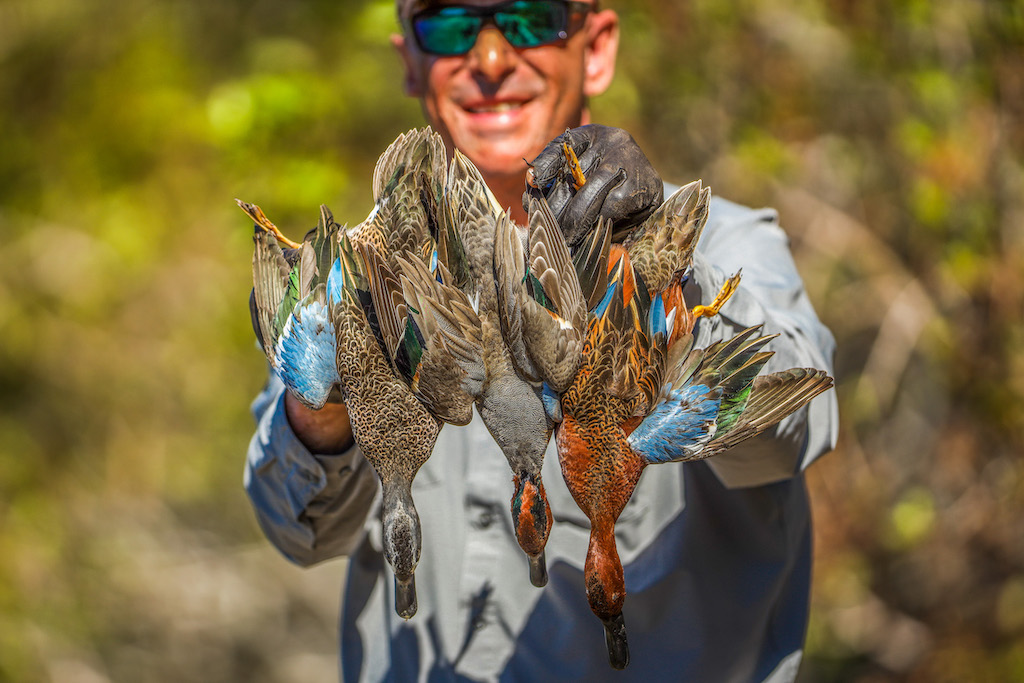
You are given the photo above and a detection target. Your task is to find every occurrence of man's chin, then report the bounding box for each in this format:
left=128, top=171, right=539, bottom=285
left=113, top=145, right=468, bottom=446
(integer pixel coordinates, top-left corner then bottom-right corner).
left=452, top=133, right=530, bottom=174
left=466, top=150, right=531, bottom=185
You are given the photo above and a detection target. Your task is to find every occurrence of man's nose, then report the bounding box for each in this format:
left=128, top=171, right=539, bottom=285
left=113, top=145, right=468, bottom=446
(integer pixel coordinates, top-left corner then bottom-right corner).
left=466, top=25, right=517, bottom=83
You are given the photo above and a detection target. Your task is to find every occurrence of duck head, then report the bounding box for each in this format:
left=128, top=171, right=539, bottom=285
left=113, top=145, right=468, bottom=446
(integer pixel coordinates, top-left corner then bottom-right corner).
left=511, top=471, right=554, bottom=587
left=585, top=522, right=629, bottom=669
left=478, top=378, right=556, bottom=586
left=381, top=479, right=422, bottom=619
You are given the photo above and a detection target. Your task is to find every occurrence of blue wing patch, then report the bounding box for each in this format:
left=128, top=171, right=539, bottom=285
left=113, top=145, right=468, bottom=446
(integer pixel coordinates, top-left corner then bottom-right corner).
left=592, top=281, right=617, bottom=318
left=275, top=299, right=340, bottom=410
left=628, top=384, right=721, bottom=464
left=326, top=257, right=345, bottom=306
left=541, top=381, right=562, bottom=424
left=648, top=292, right=666, bottom=338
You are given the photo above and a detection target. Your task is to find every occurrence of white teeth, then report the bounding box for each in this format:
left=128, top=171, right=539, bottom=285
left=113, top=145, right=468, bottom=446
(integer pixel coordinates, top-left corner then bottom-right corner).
left=468, top=102, right=522, bottom=113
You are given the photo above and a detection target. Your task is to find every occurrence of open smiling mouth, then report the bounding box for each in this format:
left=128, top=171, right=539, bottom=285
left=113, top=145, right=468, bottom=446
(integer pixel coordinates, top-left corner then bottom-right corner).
left=465, top=101, right=528, bottom=114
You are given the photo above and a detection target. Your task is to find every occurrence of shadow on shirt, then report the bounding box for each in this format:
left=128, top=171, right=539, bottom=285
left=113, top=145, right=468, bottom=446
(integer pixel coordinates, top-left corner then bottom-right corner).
left=353, top=463, right=812, bottom=682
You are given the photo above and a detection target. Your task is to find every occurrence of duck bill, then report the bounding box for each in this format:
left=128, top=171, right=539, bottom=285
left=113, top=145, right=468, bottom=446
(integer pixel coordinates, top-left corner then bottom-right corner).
left=395, top=574, right=418, bottom=620
left=528, top=551, right=548, bottom=588
left=602, top=612, right=630, bottom=670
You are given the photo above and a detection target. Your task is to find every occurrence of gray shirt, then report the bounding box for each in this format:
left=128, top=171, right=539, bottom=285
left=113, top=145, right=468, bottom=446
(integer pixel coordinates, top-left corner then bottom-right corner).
left=245, top=195, right=839, bottom=682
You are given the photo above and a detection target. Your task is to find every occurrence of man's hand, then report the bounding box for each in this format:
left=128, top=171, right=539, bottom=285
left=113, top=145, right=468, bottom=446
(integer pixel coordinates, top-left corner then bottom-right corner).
left=285, top=392, right=355, bottom=454
left=523, top=124, right=663, bottom=249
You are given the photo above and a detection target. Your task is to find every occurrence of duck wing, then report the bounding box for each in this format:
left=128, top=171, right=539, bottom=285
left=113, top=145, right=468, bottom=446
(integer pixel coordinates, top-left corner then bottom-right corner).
left=628, top=326, right=833, bottom=464
left=625, top=180, right=709, bottom=295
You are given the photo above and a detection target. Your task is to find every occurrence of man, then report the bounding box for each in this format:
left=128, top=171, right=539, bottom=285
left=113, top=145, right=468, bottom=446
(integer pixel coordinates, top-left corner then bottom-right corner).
left=245, top=1, right=838, bottom=680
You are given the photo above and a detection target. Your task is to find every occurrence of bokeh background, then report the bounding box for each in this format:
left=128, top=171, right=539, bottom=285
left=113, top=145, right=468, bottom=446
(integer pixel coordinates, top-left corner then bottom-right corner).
left=1, top=0, right=1021, bottom=680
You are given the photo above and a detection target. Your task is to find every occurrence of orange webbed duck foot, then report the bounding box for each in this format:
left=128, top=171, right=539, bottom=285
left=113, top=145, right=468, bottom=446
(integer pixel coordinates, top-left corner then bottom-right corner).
left=691, top=269, right=742, bottom=318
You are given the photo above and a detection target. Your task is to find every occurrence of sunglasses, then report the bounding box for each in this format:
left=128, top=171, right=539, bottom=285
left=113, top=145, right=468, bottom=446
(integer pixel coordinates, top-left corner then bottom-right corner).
left=406, top=1, right=596, bottom=57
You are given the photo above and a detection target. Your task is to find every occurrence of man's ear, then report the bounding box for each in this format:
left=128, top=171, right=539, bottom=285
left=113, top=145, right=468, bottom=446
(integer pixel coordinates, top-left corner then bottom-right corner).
left=391, top=33, right=425, bottom=98
left=582, top=10, right=619, bottom=98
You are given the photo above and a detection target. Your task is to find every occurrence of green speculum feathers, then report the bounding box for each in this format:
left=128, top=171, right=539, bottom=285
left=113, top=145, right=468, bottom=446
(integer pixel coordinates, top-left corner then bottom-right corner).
left=274, top=269, right=301, bottom=339
left=526, top=269, right=559, bottom=316
left=395, top=317, right=426, bottom=383
left=716, top=385, right=751, bottom=433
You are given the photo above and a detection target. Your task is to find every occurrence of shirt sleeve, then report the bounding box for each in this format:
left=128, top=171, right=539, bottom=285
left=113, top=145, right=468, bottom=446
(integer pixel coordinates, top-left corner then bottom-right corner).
left=684, top=196, right=839, bottom=488
left=244, top=373, right=379, bottom=566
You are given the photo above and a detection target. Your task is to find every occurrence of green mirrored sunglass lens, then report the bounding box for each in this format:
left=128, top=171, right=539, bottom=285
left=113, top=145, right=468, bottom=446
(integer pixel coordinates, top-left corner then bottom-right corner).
left=496, top=3, right=565, bottom=46
left=413, top=1, right=572, bottom=55
left=416, top=14, right=481, bottom=54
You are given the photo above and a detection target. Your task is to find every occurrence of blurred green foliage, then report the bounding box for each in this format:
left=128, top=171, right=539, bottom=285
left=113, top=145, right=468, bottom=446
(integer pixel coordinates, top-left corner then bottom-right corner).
left=0, top=0, right=1021, bottom=680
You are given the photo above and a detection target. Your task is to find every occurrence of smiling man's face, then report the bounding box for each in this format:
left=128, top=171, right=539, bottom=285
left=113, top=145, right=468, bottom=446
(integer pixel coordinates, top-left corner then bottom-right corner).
left=393, top=1, right=618, bottom=189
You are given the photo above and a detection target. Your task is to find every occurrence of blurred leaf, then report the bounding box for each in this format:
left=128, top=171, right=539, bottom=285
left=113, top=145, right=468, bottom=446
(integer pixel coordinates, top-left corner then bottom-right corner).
left=885, top=487, right=936, bottom=550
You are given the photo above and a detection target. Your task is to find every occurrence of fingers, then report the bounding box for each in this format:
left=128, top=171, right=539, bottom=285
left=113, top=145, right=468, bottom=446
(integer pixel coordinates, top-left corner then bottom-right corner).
left=524, top=127, right=618, bottom=238
left=602, top=169, right=662, bottom=230
left=560, top=167, right=627, bottom=249
left=523, top=125, right=663, bottom=245
left=528, top=126, right=596, bottom=188
left=526, top=160, right=623, bottom=249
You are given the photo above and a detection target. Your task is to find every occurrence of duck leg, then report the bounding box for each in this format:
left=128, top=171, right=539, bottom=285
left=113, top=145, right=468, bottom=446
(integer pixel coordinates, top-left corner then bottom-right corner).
left=692, top=270, right=741, bottom=318
left=562, top=141, right=587, bottom=190
left=236, top=198, right=302, bottom=249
